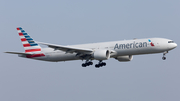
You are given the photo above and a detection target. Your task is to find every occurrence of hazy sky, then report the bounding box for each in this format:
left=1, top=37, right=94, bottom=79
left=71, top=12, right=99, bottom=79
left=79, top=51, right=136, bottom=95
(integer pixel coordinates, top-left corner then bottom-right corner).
left=0, top=0, right=180, bottom=101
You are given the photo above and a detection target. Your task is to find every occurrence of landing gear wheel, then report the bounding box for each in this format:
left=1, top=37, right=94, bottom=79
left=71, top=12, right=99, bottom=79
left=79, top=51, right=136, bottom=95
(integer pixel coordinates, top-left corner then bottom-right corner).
left=95, top=61, right=106, bottom=68
left=89, top=61, right=93, bottom=65
left=82, top=61, right=93, bottom=67
left=162, top=51, right=168, bottom=60
left=82, top=63, right=86, bottom=67
left=95, top=64, right=100, bottom=68
left=162, top=57, right=166, bottom=60
left=99, top=63, right=103, bottom=67
left=102, top=62, right=106, bottom=66
left=86, top=63, right=90, bottom=66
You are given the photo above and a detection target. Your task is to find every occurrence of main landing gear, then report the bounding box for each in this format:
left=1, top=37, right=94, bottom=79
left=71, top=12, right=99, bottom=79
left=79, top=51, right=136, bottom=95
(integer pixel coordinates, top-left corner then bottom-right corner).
left=95, top=61, right=106, bottom=68
left=162, top=51, right=168, bottom=60
left=81, top=60, right=106, bottom=68
left=82, top=61, right=93, bottom=67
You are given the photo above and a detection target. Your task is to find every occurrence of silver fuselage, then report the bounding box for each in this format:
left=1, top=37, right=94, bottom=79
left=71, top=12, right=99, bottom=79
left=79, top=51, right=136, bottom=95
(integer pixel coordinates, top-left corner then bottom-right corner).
left=19, top=38, right=177, bottom=62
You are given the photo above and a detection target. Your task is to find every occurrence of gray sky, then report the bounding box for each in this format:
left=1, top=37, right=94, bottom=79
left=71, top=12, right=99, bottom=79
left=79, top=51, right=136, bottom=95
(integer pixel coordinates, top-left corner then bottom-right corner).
left=0, top=0, right=180, bottom=101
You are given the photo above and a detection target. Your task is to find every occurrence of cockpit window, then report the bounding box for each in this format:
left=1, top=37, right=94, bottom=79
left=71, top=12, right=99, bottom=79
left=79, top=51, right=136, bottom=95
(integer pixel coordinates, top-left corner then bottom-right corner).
left=168, top=41, right=174, bottom=43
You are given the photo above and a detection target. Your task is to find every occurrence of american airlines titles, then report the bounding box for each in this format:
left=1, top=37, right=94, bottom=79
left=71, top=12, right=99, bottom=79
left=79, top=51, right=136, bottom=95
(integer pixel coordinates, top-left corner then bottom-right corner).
left=114, top=41, right=148, bottom=50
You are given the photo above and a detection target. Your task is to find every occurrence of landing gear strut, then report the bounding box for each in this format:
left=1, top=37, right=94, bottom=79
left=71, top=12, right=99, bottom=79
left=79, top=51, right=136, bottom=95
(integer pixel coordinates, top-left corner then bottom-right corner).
left=95, top=60, right=106, bottom=68
left=162, top=51, right=168, bottom=60
left=82, top=60, right=93, bottom=67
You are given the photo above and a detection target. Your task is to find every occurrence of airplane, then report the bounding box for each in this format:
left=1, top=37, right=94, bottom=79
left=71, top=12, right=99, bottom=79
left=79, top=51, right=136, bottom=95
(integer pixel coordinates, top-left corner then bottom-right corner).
left=5, top=27, right=177, bottom=68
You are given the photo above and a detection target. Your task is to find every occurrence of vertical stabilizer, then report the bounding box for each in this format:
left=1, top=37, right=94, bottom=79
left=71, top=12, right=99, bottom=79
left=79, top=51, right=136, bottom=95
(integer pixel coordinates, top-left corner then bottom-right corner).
left=17, top=27, right=42, bottom=53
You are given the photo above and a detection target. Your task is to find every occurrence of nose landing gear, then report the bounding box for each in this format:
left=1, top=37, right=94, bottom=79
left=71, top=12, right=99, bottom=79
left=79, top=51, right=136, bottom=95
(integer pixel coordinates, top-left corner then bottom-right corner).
left=162, top=51, right=168, bottom=60
left=162, top=57, right=166, bottom=60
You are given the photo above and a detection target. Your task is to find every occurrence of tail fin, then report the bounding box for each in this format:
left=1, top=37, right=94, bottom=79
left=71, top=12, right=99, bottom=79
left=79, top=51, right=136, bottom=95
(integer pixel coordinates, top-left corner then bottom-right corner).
left=17, top=27, right=42, bottom=53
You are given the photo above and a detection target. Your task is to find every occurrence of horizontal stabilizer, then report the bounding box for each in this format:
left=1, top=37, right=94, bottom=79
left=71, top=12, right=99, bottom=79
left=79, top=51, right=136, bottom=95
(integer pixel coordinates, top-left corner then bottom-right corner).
left=4, top=52, right=32, bottom=55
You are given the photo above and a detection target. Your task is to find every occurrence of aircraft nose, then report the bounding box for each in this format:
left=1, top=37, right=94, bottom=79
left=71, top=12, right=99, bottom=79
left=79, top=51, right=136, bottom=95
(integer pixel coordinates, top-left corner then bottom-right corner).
left=171, top=43, right=177, bottom=49
left=174, top=43, right=177, bottom=48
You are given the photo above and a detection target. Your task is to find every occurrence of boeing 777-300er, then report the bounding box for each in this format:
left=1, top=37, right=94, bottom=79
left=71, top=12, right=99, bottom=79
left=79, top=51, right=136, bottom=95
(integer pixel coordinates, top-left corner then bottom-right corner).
left=5, top=27, right=177, bottom=68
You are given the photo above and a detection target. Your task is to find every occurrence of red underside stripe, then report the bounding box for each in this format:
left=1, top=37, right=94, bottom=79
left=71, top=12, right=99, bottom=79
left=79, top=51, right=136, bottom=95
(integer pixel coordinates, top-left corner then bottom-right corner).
left=26, top=53, right=45, bottom=58
left=25, top=49, right=41, bottom=53
left=21, top=38, right=27, bottom=41
left=23, top=44, right=31, bottom=47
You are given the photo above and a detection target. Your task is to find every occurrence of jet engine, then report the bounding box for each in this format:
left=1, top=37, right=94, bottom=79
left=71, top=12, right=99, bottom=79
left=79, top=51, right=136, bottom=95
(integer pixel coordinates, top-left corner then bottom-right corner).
left=115, top=55, right=133, bottom=62
left=93, top=50, right=110, bottom=60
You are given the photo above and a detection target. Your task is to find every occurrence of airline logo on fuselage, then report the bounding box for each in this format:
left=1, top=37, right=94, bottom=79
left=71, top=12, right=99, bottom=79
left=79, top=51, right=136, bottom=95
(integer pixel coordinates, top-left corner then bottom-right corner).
left=114, top=40, right=154, bottom=50
left=114, top=42, right=147, bottom=50
left=148, top=39, right=155, bottom=46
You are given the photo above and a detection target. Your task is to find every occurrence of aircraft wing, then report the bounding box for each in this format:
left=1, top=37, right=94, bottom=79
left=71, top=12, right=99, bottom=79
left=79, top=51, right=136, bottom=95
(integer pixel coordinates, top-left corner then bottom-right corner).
left=37, top=42, right=93, bottom=54
left=5, top=52, right=33, bottom=55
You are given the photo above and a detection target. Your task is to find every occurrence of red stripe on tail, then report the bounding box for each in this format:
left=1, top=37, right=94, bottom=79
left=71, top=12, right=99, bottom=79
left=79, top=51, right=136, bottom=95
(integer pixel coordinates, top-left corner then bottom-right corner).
left=19, top=33, right=23, bottom=36
left=25, top=49, right=41, bottom=53
left=21, top=38, right=27, bottom=41
left=23, top=44, right=31, bottom=47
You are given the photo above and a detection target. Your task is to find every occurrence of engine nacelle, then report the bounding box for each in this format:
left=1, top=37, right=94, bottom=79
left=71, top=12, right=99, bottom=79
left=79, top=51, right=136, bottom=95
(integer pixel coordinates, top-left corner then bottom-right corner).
left=115, top=55, right=133, bottom=62
left=93, top=50, right=110, bottom=60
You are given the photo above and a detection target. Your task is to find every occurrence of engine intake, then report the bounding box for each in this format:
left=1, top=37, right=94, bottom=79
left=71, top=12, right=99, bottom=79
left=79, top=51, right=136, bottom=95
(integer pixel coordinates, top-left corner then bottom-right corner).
left=93, top=50, right=110, bottom=60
